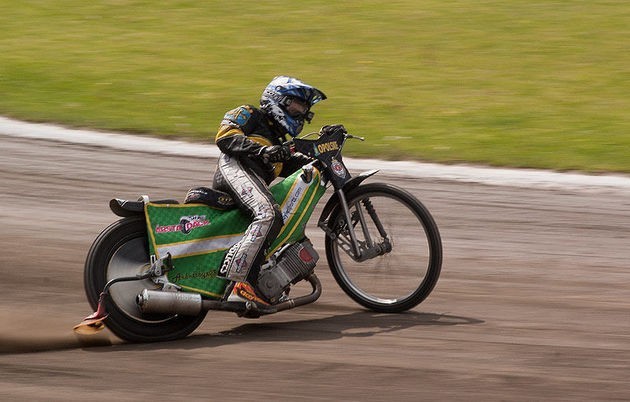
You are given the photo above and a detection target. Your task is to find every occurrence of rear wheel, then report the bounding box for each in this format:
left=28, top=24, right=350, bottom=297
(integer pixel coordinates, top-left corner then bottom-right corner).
left=325, top=183, right=442, bottom=313
left=84, top=216, right=206, bottom=342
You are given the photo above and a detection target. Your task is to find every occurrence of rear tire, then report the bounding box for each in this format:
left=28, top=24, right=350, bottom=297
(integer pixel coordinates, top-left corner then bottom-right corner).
left=325, top=183, right=442, bottom=313
left=84, top=216, right=206, bottom=342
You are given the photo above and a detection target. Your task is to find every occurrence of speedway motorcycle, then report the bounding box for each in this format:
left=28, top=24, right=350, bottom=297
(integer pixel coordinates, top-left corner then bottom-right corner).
left=74, top=130, right=443, bottom=342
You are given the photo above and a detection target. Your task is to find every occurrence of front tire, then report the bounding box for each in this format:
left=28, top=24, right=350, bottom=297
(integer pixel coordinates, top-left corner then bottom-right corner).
left=84, top=216, right=206, bottom=342
left=325, top=183, right=442, bottom=313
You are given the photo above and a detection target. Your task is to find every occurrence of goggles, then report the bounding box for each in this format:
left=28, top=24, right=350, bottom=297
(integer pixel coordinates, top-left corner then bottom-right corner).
left=282, top=97, right=315, bottom=122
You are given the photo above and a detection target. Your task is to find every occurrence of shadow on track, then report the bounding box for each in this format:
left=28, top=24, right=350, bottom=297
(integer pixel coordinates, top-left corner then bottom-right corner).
left=92, top=310, right=484, bottom=353
left=0, top=310, right=483, bottom=355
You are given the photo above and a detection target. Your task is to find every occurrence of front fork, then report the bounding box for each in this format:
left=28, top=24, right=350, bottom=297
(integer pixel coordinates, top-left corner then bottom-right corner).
left=319, top=188, right=392, bottom=262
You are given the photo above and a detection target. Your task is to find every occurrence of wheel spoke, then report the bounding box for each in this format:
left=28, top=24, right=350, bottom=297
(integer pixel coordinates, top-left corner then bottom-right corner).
left=325, top=184, right=442, bottom=313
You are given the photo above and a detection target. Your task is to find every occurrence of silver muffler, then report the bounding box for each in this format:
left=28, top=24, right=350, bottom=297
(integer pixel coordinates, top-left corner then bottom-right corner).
left=136, top=289, right=202, bottom=316
left=136, top=273, right=322, bottom=317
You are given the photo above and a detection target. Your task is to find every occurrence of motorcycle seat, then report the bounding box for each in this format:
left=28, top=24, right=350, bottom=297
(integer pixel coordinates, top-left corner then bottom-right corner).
left=184, top=187, right=237, bottom=210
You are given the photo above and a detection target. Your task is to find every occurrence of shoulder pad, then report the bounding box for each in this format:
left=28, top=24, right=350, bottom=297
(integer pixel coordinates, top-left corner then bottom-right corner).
left=222, top=105, right=256, bottom=127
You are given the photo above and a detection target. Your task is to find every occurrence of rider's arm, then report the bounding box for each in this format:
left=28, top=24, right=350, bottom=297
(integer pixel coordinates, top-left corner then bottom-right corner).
left=215, top=105, right=265, bottom=157
left=279, top=153, right=313, bottom=178
left=216, top=125, right=265, bottom=156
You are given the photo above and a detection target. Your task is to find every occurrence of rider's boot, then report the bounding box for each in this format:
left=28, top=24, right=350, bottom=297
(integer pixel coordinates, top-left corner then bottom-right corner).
left=226, top=281, right=270, bottom=306
left=217, top=244, right=270, bottom=307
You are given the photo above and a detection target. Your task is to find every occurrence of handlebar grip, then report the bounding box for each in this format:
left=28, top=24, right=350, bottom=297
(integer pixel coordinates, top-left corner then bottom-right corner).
left=346, top=134, right=365, bottom=141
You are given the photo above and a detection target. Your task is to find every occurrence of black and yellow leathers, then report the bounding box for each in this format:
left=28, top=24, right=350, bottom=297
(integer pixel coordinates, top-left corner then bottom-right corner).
left=213, top=105, right=310, bottom=284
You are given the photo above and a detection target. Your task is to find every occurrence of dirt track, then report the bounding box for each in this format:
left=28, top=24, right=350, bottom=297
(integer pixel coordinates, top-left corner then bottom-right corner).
left=1, top=134, right=630, bottom=401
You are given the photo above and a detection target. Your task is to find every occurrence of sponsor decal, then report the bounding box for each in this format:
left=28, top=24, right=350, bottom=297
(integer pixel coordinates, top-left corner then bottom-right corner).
left=155, top=215, right=211, bottom=235
left=237, top=287, right=257, bottom=302
left=282, top=185, right=305, bottom=222
left=331, top=159, right=347, bottom=178
left=240, top=185, right=253, bottom=198
left=234, top=254, right=249, bottom=273
left=317, top=141, right=340, bottom=154
left=258, top=204, right=274, bottom=219
left=186, top=193, right=201, bottom=201
left=171, top=271, right=216, bottom=282
left=219, top=245, right=237, bottom=275
left=223, top=106, right=251, bottom=126
left=249, top=224, right=264, bottom=241
left=218, top=195, right=233, bottom=205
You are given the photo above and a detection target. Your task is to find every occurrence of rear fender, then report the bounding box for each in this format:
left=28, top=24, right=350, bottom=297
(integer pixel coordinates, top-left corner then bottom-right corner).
left=109, top=198, right=179, bottom=217
left=317, top=170, right=378, bottom=225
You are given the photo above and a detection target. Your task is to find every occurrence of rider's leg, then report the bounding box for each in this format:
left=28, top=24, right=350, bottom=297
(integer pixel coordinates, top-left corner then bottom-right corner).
left=213, top=155, right=283, bottom=303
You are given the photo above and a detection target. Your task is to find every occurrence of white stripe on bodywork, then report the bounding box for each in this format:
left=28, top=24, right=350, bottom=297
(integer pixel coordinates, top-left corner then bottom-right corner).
left=156, top=234, right=243, bottom=259
left=279, top=175, right=312, bottom=223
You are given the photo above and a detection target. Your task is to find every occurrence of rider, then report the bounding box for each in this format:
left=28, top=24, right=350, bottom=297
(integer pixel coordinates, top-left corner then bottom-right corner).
left=211, top=76, right=344, bottom=307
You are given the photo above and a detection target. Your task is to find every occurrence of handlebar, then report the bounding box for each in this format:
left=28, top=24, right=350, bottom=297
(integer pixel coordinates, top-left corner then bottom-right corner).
left=295, top=131, right=364, bottom=142
left=286, top=129, right=364, bottom=159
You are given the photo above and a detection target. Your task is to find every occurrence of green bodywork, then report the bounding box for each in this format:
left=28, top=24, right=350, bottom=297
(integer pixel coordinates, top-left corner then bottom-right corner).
left=144, top=166, right=327, bottom=299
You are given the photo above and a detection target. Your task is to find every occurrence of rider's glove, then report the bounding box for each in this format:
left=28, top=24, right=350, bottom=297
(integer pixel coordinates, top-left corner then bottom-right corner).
left=258, top=144, right=292, bottom=164
left=320, top=124, right=347, bottom=137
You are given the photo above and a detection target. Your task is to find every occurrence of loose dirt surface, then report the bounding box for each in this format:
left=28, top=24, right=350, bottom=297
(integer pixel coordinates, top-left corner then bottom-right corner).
left=1, top=135, right=630, bottom=401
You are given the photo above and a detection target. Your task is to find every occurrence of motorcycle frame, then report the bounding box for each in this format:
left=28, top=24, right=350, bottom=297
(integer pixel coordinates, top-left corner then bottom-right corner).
left=75, top=131, right=402, bottom=332
left=292, top=132, right=382, bottom=262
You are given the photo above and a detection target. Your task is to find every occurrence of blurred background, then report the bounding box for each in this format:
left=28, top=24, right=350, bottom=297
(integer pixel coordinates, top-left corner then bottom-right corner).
left=2, top=3, right=630, bottom=400
left=1, top=0, right=628, bottom=172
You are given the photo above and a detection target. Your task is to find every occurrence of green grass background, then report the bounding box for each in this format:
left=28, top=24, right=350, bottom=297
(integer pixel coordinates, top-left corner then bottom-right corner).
left=1, top=1, right=628, bottom=172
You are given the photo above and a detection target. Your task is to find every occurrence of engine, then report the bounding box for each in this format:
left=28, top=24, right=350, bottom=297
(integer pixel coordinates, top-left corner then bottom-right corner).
left=257, top=239, right=319, bottom=304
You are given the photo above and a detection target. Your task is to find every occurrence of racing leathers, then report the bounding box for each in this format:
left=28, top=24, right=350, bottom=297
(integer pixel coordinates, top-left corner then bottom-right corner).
left=213, top=104, right=311, bottom=286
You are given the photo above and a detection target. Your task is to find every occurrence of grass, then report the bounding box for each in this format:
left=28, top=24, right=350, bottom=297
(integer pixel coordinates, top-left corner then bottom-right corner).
left=1, top=1, right=628, bottom=172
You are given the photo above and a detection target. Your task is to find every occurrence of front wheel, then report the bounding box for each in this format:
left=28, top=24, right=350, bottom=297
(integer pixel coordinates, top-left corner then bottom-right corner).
left=84, top=216, right=206, bottom=342
left=325, top=183, right=442, bottom=313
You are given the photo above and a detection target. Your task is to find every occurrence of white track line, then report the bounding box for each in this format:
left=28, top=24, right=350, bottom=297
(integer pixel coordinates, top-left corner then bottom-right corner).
left=2, top=116, right=629, bottom=192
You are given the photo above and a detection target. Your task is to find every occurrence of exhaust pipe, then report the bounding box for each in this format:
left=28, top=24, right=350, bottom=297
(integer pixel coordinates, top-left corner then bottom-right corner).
left=137, top=289, right=202, bottom=316
left=137, top=274, right=322, bottom=316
